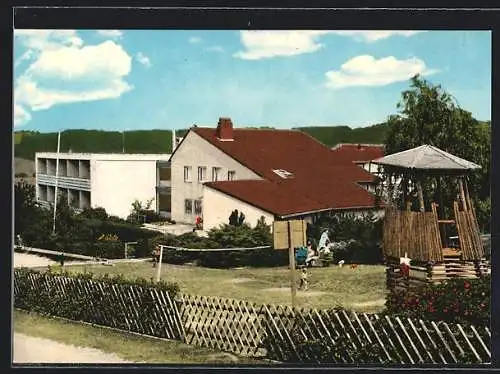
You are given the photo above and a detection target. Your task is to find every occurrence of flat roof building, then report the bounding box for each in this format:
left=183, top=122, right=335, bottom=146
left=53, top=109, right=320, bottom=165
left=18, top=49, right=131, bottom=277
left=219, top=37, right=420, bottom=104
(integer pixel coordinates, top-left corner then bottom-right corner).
left=35, top=152, right=171, bottom=219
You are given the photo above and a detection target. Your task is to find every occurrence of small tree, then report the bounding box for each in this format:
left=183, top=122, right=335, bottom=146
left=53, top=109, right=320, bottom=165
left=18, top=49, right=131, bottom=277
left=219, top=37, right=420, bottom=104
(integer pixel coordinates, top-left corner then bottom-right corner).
left=128, top=197, right=155, bottom=223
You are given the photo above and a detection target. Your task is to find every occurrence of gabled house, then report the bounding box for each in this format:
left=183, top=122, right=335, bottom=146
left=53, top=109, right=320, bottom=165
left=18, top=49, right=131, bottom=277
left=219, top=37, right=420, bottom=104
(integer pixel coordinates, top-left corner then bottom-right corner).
left=168, top=118, right=384, bottom=230
left=330, top=143, right=385, bottom=193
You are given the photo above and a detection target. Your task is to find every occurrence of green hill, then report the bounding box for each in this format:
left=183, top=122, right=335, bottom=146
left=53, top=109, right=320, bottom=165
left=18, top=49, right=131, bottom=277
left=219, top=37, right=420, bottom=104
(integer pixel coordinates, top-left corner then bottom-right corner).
left=13, top=123, right=389, bottom=160
left=294, top=122, right=389, bottom=148
left=13, top=130, right=176, bottom=160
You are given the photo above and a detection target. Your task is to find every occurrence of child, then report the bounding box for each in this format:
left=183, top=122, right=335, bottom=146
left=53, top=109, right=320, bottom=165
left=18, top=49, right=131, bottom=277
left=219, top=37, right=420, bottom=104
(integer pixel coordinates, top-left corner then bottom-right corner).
left=152, top=246, right=161, bottom=268
left=299, top=267, right=308, bottom=291
left=305, top=241, right=318, bottom=267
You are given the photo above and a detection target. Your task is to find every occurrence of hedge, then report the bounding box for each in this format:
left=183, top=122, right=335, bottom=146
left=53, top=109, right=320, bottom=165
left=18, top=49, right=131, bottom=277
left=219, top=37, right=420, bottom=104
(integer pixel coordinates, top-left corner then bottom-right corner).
left=14, top=268, right=180, bottom=333
left=261, top=310, right=482, bottom=364
left=385, top=275, right=490, bottom=326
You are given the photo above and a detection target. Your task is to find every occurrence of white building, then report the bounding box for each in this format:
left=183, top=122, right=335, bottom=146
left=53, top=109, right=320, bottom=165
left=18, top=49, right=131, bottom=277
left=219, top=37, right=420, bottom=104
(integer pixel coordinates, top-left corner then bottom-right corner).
left=168, top=118, right=383, bottom=230
left=35, top=152, right=171, bottom=219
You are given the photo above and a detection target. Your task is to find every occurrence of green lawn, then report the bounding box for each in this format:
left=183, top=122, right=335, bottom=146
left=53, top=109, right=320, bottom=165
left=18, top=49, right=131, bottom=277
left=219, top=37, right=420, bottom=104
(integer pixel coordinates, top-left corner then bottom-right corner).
left=14, top=309, right=265, bottom=365
left=62, top=262, right=388, bottom=313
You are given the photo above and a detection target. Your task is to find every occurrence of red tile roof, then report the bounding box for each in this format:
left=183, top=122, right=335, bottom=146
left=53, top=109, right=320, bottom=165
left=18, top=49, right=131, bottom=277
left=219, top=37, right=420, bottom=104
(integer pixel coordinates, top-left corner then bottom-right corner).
left=204, top=180, right=328, bottom=217
left=331, top=143, right=385, bottom=163
left=189, top=125, right=382, bottom=217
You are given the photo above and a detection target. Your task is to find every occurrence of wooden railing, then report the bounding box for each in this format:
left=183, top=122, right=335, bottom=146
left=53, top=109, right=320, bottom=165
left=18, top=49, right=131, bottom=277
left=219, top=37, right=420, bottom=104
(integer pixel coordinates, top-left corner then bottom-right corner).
left=13, top=270, right=491, bottom=364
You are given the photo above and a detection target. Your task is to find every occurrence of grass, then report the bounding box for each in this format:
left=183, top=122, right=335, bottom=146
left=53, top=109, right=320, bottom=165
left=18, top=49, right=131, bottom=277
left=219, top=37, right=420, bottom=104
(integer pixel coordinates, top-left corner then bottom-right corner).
left=14, top=309, right=265, bottom=365
left=61, top=262, right=387, bottom=313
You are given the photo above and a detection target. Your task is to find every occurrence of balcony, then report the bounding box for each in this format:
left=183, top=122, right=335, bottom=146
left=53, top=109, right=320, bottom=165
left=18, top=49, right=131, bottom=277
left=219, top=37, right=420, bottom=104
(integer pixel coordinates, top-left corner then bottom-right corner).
left=156, top=185, right=172, bottom=194
left=37, top=174, right=91, bottom=191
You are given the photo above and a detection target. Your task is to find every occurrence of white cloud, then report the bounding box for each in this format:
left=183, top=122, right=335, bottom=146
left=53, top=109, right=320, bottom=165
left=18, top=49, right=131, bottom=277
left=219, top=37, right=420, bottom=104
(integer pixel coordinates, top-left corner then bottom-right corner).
left=234, top=30, right=425, bottom=60
left=206, top=46, right=225, bottom=53
left=14, top=104, right=31, bottom=127
left=135, top=52, right=152, bottom=68
left=189, top=36, right=202, bottom=44
left=325, top=55, right=438, bottom=89
left=330, top=30, right=425, bottom=43
left=14, top=29, right=83, bottom=51
left=14, top=30, right=134, bottom=121
left=96, top=30, right=124, bottom=38
left=234, top=31, right=331, bottom=60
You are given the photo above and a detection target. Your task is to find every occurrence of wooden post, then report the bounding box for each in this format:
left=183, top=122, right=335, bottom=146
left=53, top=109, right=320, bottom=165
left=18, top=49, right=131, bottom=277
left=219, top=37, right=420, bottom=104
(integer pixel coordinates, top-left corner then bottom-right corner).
left=437, top=176, right=451, bottom=247
left=416, top=179, right=425, bottom=213
left=458, top=177, right=468, bottom=211
left=463, top=178, right=474, bottom=213
left=156, top=245, right=164, bottom=283
left=287, top=221, right=297, bottom=308
left=402, top=177, right=408, bottom=209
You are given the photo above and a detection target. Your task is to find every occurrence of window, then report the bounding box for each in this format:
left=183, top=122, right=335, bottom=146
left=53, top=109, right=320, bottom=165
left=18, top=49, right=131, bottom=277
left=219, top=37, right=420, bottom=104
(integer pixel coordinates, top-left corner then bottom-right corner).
left=184, top=166, right=192, bottom=182
left=198, top=166, right=207, bottom=181
left=272, top=169, right=294, bottom=179
left=194, top=199, right=202, bottom=215
left=227, top=170, right=236, bottom=181
left=184, top=199, right=193, bottom=214
left=212, top=167, right=221, bottom=182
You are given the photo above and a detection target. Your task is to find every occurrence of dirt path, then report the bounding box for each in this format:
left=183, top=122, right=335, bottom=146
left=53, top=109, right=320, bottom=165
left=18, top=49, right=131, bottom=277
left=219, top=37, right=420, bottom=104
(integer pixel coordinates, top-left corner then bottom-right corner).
left=14, top=253, right=57, bottom=268
left=13, top=333, right=134, bottom=364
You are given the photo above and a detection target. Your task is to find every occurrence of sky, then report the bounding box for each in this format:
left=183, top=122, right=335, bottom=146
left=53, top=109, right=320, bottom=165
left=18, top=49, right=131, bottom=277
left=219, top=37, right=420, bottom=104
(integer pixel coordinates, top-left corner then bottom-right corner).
left=13, top=30, right=491, bottom=132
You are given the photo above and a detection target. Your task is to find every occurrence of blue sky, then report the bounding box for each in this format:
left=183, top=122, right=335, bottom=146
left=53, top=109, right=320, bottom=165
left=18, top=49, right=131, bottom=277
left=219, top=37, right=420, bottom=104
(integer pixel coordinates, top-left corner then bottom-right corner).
left=13, top=30, right=491, bottom=132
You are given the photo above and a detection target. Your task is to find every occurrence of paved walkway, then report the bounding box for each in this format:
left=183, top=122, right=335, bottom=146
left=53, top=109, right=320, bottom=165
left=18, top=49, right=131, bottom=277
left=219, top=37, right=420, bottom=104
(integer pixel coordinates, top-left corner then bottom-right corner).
left=13, top=333, right=134, bottom=364
left=13, top=252, right=149, bottom=269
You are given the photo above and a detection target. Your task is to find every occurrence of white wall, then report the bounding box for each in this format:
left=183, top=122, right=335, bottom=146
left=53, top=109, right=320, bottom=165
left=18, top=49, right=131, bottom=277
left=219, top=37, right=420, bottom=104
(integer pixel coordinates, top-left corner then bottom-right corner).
left=202, top=186, right=274, bottom=230
left=170, top=131, right=262, bottom=224
left=90, top=159, right=158, bottom=219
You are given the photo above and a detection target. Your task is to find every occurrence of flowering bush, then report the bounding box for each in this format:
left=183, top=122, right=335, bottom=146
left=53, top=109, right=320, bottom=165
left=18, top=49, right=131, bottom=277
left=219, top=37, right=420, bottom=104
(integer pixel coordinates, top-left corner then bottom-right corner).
left=385, top=276, right=490, bottom=326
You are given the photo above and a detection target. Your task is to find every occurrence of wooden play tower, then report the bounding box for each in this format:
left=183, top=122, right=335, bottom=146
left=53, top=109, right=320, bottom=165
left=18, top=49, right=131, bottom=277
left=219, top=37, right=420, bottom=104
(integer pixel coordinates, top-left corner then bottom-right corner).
left=371, top=145, right=489, bottom=292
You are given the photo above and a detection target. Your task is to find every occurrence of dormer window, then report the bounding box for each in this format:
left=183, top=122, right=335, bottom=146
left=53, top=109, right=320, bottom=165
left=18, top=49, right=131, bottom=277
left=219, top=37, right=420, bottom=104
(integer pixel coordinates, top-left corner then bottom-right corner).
left=272, top=169, right=294, bottom=179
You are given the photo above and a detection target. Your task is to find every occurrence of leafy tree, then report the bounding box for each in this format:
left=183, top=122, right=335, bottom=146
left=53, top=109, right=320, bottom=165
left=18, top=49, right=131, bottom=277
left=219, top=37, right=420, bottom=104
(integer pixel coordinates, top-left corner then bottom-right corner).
left=14, top=182, right=39, bottom=236
left=383, top=75, right=490, bottom=231
left=14, top=181, right=53, bottom=246
left=52, top=195, right=78, bottom=252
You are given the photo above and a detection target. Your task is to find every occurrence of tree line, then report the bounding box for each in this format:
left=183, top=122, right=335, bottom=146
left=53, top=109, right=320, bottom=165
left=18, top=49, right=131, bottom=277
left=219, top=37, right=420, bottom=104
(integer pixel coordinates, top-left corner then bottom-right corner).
left=15, top=124, right=394, bottom=160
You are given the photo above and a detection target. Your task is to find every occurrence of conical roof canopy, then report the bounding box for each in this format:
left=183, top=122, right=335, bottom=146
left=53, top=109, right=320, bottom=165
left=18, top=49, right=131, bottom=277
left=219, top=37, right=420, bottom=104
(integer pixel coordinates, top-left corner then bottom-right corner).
left=372, top=145, right=481, bottom=172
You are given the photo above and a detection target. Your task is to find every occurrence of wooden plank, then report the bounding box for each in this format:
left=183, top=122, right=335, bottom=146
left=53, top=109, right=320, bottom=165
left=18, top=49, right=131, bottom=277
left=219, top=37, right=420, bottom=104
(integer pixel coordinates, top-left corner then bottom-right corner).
left=263, top=304, right=290, bottom=362
left=395, top=317, right=424, bottom=363
left=418, top=319, right=447, bottom=364
left=406, top=318, right=435, bottom=363
left=470, top=325, right=490, bottom=358
left=430, top=321, right=458, bottom=363
left=363, top=313, right=393, bottom=363
left=456, top=324, right=481, bottom=363
left=384, top=315, right=415, bottom=364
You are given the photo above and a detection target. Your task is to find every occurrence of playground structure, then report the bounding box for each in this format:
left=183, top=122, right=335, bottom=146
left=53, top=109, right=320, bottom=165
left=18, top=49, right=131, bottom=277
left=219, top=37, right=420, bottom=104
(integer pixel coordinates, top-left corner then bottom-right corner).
left=371, top=145, right=489, bottom=292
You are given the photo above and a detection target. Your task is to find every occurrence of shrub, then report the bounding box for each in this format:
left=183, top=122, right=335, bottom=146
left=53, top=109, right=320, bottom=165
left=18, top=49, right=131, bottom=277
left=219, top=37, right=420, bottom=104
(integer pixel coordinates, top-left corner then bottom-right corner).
left=308, top=212, right=383, bottom=264
left=385, top=275, right=490, bottom=326
left=262, top=308, right=487, bottom=364
left=150, top=218, right=283, bottom=268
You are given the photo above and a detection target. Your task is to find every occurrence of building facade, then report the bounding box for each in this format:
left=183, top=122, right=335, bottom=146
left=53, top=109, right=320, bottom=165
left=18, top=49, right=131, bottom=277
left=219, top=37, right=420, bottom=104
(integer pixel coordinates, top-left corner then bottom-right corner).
left=168, top=118, right=384, bottom=230
left=36, top=152, right=171, bottom=219
left=169, top=128, right=262, bottom=226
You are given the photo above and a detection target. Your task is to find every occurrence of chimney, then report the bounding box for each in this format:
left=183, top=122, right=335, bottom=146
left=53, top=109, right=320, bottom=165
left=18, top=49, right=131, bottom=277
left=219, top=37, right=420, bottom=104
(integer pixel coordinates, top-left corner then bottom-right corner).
left=216, top=117, right=234, bottom=141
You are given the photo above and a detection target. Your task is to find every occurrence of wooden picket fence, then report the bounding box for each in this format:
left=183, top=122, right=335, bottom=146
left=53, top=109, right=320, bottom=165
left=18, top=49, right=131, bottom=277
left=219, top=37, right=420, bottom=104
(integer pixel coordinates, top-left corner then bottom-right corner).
left=13, top=270, right=491, bottom=364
